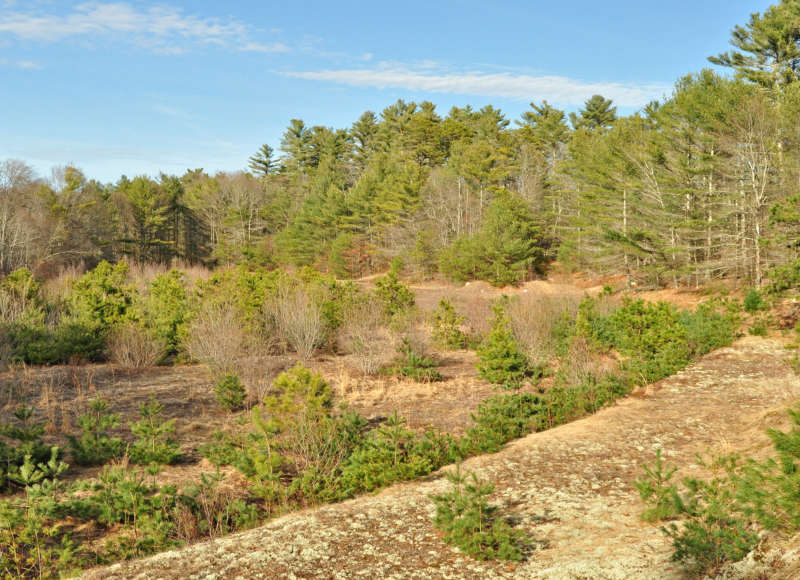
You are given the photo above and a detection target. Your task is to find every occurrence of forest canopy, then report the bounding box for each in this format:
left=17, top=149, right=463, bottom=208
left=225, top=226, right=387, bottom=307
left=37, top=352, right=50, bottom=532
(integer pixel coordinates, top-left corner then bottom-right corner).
left=3, top=1, right=800, bottom=288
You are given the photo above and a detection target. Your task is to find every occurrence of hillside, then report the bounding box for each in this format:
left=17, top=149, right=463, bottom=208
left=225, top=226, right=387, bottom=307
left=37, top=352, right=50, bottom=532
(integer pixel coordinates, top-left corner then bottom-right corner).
left=81, top=335, right=800, bottom=579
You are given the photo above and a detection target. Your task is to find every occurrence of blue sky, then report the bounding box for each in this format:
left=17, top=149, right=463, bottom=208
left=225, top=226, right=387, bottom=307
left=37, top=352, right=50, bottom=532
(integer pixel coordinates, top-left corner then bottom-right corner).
left=0, top=0, right=775, bottom=183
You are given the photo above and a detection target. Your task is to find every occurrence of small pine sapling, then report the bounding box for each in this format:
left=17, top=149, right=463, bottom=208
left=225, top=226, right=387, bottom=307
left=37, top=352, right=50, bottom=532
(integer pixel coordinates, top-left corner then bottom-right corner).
left=476, top=302, right=533, bottom=389
left=391, top=338, right=442, bottom=382
left=634, top=448, right=679, bottom=522
left=431, top=465, right=528, bottom=561
left=67, top=398, right=123, bottom=466
left=214, top=374, right=247, bottom=412
left=128, top=396, right=181, bottom=465
left=374, top=264, right=415, bottom=319
left=431, top=298, right=467, bottom=350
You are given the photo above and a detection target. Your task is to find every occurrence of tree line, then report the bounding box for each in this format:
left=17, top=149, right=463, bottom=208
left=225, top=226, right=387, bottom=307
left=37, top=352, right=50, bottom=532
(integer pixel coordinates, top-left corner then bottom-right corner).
left=3, top=1, right=800, bottom=287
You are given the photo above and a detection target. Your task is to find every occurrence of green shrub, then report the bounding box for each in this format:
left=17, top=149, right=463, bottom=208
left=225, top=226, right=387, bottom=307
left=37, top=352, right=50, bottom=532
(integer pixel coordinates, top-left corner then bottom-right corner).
left=374, top=265, right=415, bottom=319
left=678, top=303, right=738, bottom=357
left=544, top=373, right=631, bottom=426
left=578, top=298, right=736, bottom=386
left=340, top=413, right=455, bottom=495
left=476, top=302, right=534, bottom=389
left=67, top=398, right=124, bottom=466
left=461, top=393, right=544, bottom=455
left=69, top=261, right=135, bottom=331
left=431, top=466, right=529, bottom=561
left=743, top=288, right=766, bottom=313
left=431, top=298, right=467, bottom=349
left=138, top=270, right=189, bottom=354
left=2, top=320, right=105, bottom=365
left=214, top=374, right=247, bottom=412
left=388, top=338, right=442, bottom=382
left=128, top=397, right=181, bottom=465
left=438, top=189, right=544, bottom=287
left=767, top=258, right=800, bottom=295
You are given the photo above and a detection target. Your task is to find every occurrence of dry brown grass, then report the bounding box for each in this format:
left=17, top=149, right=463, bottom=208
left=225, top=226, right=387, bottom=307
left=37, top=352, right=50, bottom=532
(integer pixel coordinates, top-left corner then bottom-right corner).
left=506, top=293, right=580, bottom=367
left=127, top=259, right=212, bottom=290
left=40, top=262, right=85, bottom=304
left=456, top=292, right=493, bottom=341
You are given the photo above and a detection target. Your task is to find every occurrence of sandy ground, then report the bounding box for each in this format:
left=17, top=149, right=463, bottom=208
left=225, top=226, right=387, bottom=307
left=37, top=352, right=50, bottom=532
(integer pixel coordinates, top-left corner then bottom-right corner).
left=80, top=336, right=800, bottom=579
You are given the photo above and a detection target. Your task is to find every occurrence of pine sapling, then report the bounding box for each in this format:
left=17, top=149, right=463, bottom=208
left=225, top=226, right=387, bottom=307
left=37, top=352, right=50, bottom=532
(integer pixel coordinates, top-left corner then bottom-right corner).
left=431, top=465, right=528, bottom=561
left=128, top=396, right=181, bottom=465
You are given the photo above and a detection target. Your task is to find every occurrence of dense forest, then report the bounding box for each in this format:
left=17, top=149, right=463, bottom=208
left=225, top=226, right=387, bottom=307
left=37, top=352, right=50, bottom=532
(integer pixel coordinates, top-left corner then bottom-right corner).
left=5, top=4, right=800, bottom=289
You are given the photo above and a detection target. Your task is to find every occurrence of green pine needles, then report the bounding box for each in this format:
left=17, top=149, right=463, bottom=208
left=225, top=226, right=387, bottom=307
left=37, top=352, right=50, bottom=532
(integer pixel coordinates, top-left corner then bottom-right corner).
left=68, top=398, right=124, bottom=466
left=476, top=301, right=534, bottom=389
left=213, top=374, right=247, bottom=412
left=431, top=298, right=467, bottom=350
left=128, top=396, right=181, bottom=466
left=431, top=466, right=529, bottom=561
left=637, top=404, right=800, bottom=576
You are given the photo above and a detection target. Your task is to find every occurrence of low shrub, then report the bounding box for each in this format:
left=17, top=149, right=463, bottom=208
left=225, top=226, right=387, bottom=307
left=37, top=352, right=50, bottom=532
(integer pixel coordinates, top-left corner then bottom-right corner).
left=387, top=338, right=442, bottom=383
left=476, top=301, right=535, bottom=389
left=338, top=296, right=393, bottom=375
left=2, top=320, right=104, bottom=365
left=183, top=301, right=249, bottom=375
left=431, top=466, right=529, bottom=561
left=265, top=279, right=326, bottom=360
left=430, top=298, right=467, bottom=350
left=67, top=398, right=124, bottom=466
left=108, top=323, right=165, bottom=369
left=461, top=393, right=544, bottom=455
left=340, top=413, right=455, bottom=496
left=128, top=397, right=181, bottom=465
left=213, top=374, right=247, bottom=412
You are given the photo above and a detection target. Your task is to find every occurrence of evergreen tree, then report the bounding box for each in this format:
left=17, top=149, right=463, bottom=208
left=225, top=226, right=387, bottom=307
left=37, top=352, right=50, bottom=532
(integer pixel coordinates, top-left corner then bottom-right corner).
left=476, top=301, right=531, bottom=389
left=570, top=94, right=617, bottom=131
left=709, top=1, right=800, bottom=90
left=128, top=396, right=181, bottom=465
left=248, top=144, right=277, bottom=177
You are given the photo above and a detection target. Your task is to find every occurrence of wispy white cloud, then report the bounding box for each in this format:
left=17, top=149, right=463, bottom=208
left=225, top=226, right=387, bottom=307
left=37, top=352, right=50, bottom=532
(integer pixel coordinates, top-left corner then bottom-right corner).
left=0, top=56, right=42, bottom=69
left=0, top=2, right=288, bottom=54
left=16, top=59, right=41, bottom=69
left=152, top=103, right=190, bottom=119
left=282, top=64, right=670, bottom=108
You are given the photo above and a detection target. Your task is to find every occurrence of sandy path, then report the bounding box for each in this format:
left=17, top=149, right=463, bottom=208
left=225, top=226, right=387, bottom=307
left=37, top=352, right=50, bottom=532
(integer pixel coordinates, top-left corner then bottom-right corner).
left=82, top=336, right=800, bottom=580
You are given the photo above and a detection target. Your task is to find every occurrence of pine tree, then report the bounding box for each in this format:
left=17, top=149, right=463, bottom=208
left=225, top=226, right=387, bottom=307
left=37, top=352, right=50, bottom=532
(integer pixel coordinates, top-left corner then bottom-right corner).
left=709, top=1, right=800, bottom=90
left=128, top=396, right=181, bottom=465
left=570, top=94, right=617, bottom=131
left=248, top=144, right=277, bottom=177
left=476, top=302, right=531, bottom=389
